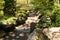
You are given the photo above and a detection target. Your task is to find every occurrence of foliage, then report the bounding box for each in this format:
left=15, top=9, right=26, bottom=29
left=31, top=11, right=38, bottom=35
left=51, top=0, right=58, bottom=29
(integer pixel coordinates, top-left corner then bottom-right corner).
left=51, top=9, right=60, bottom=27
left=0, top=0, right=5, bottom=9
left=32, top=0, right=60, bottom=27
left=0, top=0, right=29, bottom=35
left=0, top=0, right=60, bottom=37
left=32, top=0, right=54, bottom=12
left=0, top=0, right=28, bottom=24
left=38, top=13, right=51, bottom=28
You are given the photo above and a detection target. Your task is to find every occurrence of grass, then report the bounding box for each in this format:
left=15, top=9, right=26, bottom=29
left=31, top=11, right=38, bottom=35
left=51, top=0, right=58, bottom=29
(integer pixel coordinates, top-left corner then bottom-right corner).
left=1, top=17, right=15, bottom=23
left=0, top=11, right=15, bottom=23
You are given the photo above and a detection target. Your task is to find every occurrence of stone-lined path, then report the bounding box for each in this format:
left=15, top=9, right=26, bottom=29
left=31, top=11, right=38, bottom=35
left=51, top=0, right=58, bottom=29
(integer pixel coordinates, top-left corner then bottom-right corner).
left=0, top=14, right=40, bottom=40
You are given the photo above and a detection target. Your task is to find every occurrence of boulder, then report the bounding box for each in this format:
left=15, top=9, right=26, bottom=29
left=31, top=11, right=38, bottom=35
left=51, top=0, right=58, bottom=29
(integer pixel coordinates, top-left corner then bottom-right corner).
left=43, top=27, right=60, bottom=40
left=28, top=27, right=60, bottom=40
left=28, top=28, right=49, bottom=40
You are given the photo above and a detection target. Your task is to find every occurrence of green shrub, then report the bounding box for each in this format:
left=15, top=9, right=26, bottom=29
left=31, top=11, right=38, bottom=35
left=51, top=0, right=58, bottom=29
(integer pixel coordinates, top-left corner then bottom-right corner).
left=51, top=9, right=60, bottom=27
left=32, top=0, right=60, bottom=28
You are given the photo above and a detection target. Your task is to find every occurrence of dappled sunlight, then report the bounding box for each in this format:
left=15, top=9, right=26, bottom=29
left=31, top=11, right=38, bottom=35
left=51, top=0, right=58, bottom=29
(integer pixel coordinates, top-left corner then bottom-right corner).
left=3, top=29, right=29, bottom=40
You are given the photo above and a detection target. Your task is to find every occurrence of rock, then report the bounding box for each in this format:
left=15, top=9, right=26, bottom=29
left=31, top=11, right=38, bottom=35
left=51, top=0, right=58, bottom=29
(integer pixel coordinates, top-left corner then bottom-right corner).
left=27, top=28, right=49, bottom=40
left=28, top=27, right=60, bottom=40
left=0, top=22, right=15, bottom=33
left=30, top=22, right=36, bottom=33
left=43, top=27, right=60, bottom=40
left=27, top=29, right=39, bottom=40
left=16, top=16, right=27, bottom=26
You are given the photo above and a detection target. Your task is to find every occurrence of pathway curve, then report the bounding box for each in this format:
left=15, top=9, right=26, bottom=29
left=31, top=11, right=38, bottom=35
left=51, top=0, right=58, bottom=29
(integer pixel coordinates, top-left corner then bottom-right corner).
left=0, top=13, right=40, bottom=40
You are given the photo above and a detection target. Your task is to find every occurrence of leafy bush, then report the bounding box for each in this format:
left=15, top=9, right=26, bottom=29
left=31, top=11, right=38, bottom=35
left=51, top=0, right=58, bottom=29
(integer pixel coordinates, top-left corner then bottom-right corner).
left=38, top=12, right=51, bottom=28
left=0, top=0, right=28, bottom=34
left=32, top=0, right=60, bottom=28
left=51, top=9, right=60, bottom=27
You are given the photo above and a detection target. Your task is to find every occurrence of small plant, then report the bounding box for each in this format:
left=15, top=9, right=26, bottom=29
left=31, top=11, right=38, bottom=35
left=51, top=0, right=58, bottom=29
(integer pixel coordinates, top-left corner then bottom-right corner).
left=38, top=12, right=51, bottom=28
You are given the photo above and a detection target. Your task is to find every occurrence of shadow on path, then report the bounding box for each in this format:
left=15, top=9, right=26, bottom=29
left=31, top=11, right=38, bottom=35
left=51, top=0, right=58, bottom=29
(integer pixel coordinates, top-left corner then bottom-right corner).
left=3, top=28, right=30, bottom=40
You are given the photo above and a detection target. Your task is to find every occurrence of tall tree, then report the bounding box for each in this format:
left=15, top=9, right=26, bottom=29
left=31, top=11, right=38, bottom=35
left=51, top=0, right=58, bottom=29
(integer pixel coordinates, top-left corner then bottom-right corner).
left=3, top=0, right=16, bottom=16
